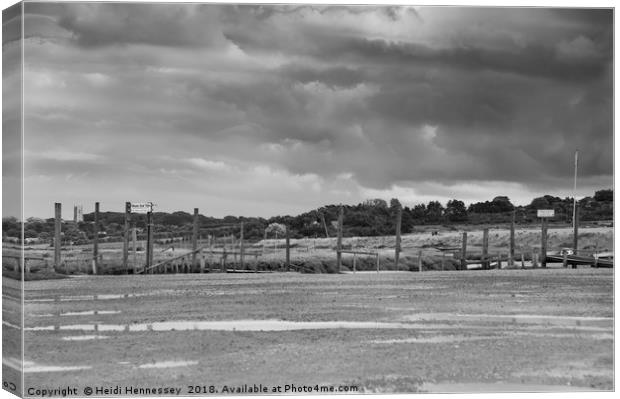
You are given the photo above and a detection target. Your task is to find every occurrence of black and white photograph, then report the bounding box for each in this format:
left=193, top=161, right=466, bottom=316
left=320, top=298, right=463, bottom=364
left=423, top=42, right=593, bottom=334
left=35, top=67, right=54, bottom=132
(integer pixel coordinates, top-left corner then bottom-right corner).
left=1, top=0, right=615, bottom=396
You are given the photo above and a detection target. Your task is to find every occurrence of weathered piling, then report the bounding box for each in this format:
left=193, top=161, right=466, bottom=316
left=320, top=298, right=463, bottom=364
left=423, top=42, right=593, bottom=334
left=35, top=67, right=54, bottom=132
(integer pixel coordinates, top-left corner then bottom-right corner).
left=285, top=225, right=290, bottom=271
left=509, top=210, right=515, bottom=266
left=123, top=202, right=130, bottom=273
left=395, top=204, right=402, bottom=269
left=573, top=206, right=579, bottom=253
left=482, top=228, right=489, bottom=269
left=93, top=202, right=99, bottom=274
left=192, top=208, right=198, bottom=268
left=240, top=222, right=245, bottom=269
left=541, top=218, right=548, bottom=268
left=461, top=232, right=467, bottom=271
left=336, top=205, right=343, bottom=272
left=54, top=203, right=62, bottom=272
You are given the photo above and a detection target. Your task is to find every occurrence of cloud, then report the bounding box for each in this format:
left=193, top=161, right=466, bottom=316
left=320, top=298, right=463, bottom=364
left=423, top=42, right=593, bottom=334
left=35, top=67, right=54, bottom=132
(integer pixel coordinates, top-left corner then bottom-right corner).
left=16, top=4, right=613, bottom=218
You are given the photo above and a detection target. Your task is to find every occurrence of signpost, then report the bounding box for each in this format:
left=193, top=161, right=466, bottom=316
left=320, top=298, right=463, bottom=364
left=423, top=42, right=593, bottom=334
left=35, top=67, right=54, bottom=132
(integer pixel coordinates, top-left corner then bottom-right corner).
left=130, top=202, right=153, bottom=214
left=537, top=209, right=554, bottom=218
left=129, top=202, right=154, bottom=272
left=537, top=209, right=554, bottom=268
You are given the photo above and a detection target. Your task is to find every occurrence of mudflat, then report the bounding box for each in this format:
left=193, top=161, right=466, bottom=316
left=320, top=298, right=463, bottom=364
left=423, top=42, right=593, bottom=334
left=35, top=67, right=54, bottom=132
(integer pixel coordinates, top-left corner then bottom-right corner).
left=3, top=268, right=613, bottom=394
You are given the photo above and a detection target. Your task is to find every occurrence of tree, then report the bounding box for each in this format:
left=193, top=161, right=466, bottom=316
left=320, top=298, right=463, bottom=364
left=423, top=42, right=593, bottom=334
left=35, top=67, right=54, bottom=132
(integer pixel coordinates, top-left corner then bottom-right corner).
left=445, top=199, right=468, bottom=222
left=529, top=196, right=551, bottom=209
left=265, top=223, right=286, bottom=237
left=491, top=196, right=515, bottom=212
left=594, top=189, right=613, bottom=202
left=426, top=201, right=445, bottom=223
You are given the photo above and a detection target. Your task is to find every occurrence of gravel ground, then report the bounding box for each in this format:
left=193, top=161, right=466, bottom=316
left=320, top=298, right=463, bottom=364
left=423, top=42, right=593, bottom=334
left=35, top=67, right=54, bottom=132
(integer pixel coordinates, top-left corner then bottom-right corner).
left=2, top=268, right=613, bottom=396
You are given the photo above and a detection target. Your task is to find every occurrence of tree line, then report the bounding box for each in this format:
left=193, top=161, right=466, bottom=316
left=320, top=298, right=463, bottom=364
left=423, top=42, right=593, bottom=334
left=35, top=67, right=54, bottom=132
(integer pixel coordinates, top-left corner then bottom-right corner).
left=2, top=189, right=613, bottom=244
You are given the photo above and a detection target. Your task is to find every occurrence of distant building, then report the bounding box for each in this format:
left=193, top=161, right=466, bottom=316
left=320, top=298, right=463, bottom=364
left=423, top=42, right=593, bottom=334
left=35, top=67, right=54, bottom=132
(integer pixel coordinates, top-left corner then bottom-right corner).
left=74, top=205, right=84, bottom=223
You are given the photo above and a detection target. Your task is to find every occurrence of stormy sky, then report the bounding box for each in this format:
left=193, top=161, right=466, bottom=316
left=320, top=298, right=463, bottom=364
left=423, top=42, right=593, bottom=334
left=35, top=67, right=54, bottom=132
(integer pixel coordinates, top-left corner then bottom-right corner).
left=3, top=1, right=614, bottom=218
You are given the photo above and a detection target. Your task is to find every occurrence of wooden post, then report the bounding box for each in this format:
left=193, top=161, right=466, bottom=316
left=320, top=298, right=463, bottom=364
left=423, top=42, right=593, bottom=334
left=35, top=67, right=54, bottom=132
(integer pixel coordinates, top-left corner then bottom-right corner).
left=418, top=250, right=423, bottom=272
left=461, top=232, right=467, bottom=271
left=240, top=222, right=245, bottom=270
left=200, top=250, right=205, bottom=273
left=509, top=210, right=516, bottom=267
left=221, top=248, right=227, bottom=273
left=395, top=204, right=402, bottom=269
left=146, top=210, right=153, bottom=272
left=482, top=228, right=489, bottom=270
left=541, top=218, right=548, bottom=268
left=132, top=228, right=137, bottom=274
left=93, top=202, right=99, bottom=275
left=563, top=251, right=568, bottom=268
left=320, top=211, right=330, bottom=238
left=573, top=206, right=579, bottom=253
left=353, top=253, right=357, bottom=273
left=521, top=252, right=525, bottom=269
left=532, top=250, right=538, bottom=268
left=497, top=253, right=501, bottom=269
left=285, top=225, right=290, bottom=271
left=376, top=253, right=379, bottom=272
left=123, top=202, right=130, bottom=273
left=191, top=208, right=199, bottom=269
left=54, top=202, right=62, bottom=272
left=336, top=205, right=343, bottom=272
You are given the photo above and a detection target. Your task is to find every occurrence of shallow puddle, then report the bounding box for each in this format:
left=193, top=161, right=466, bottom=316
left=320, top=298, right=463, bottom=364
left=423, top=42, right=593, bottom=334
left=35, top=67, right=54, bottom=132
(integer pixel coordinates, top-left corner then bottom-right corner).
left=24, top=319, right=424, bottom=332
left=2, top=320, right=20, bottom=329
left=403, top=313, right=612, bottom=328
left=61, top=335, right=110, bottom=341
left=420, top=381, right=595, bottom=393
left=32, top=310, right=121, bottom=317
left=3, top=357, right=92, bottom=373
left=137, top=360, right=199, bottom=369
left=371, top=335, right=502, bottom=344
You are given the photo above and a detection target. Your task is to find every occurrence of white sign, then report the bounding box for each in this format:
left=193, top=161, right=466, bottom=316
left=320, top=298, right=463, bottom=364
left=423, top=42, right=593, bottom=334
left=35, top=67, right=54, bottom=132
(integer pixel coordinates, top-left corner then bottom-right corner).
left=130, top=202, right=153, bottom=214
left=537, top=209, right=554, bottom=218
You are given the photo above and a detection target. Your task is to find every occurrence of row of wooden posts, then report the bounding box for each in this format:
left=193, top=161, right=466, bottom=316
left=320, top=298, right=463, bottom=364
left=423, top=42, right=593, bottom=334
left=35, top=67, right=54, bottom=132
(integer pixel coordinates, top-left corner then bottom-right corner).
left=52, top=202, right=294, bottom=274
left=334, top=204, right=582, bottom=272
left=50, top=202, right=582, bottom=274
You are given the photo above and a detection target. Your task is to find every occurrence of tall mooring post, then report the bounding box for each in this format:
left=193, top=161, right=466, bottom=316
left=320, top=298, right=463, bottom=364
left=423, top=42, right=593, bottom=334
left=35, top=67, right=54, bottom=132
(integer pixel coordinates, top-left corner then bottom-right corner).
left=394, top=204, right=402, bottom=269
left=132, top=228, right=137, bottom=274
left=54, top=203, right=62, bottom=272
left=482, top=228, right=489, bottom=269
left=285, top=225, right=290, bottom=271
left=240, top=222, right=245, bottom=270
left=336, top=205, right=343, bottom=272
left=541, top=218, right=548, bottom=268
left=146, top=209, right=153, bottom=272
left=461, top=232, right=467, bottom=271
left=123, top=202, right=130, bottom=273
left=192, top=208, right=199, bottom=269
left=573, top=206, right=579, bottom=253
left=509, top=210, right=516, bottom=267
left=93, top=202, right=99, bottom=275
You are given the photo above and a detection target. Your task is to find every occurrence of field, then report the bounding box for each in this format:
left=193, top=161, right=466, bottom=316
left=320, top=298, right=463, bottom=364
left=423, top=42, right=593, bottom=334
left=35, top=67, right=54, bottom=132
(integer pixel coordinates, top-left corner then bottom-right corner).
left=2, top=267, right=613, bottom=395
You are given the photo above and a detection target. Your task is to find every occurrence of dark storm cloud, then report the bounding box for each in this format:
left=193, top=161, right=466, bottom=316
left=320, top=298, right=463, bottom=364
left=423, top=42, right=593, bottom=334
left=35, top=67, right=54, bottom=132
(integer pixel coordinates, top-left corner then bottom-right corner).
left=19, top=3, right=613, bottom=217
left=320, top=37, right=610, bottom=83
left=26, top=2, right=227, bottom=48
